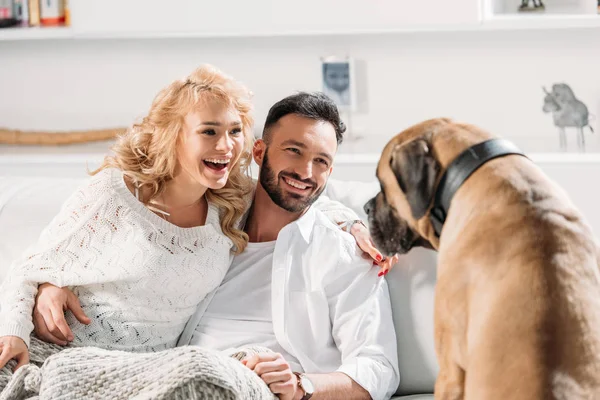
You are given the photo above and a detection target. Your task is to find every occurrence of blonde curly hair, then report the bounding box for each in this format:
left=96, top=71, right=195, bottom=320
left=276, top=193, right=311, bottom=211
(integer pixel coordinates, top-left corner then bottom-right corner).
left=92, top=64, right=254, bottom=253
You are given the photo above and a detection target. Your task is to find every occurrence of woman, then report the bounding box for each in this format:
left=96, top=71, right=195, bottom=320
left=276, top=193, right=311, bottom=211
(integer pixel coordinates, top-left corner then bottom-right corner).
left=0, top=64, right=258, bottom=370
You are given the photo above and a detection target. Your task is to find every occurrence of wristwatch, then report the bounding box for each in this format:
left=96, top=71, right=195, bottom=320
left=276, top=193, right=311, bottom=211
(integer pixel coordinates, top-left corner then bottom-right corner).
left=339, top=219, right=366, bottom=233
left=293, top=372, right=314, bottom=400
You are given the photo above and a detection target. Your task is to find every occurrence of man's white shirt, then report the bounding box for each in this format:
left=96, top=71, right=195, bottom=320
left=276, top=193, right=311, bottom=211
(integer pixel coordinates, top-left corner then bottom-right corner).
left=179, top=205, right=400, bottom=399
left=191, top=240, right=303, bottom=373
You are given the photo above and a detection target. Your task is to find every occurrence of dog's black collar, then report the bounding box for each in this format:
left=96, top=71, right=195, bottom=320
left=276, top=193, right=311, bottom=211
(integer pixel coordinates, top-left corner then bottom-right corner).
left=429, top=138, right=527, bottom=238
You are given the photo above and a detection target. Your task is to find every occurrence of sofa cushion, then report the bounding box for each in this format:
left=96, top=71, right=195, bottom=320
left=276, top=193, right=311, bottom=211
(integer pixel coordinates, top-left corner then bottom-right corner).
left=0, top=177, right=83, bottom=284
left=323, top=180, right=439, bottom=396
left=0, top=176, right=441, bottom=397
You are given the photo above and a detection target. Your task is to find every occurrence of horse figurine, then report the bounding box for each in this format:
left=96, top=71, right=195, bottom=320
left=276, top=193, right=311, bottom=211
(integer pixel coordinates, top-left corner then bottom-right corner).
left=519, top=0, right=545, bottom=11
left=543, top=83, right=594, bottom=152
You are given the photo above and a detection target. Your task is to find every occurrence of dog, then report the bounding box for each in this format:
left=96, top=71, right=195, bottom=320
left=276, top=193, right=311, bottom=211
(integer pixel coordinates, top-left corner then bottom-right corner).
left=364, top=118, right=600, bottom=400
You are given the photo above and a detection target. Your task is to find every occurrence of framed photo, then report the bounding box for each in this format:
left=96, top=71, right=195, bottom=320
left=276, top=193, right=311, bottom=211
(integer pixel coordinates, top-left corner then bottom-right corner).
left=321, top=57, right=356, bottom=111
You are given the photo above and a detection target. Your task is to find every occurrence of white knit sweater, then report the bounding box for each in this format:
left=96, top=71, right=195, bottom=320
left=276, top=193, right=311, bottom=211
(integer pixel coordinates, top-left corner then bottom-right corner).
left=0, top=168, right=234, bottom=351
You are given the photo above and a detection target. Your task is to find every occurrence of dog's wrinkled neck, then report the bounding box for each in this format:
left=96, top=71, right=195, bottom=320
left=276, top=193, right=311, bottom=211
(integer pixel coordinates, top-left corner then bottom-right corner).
left=416, top=218, right=440, bottom=250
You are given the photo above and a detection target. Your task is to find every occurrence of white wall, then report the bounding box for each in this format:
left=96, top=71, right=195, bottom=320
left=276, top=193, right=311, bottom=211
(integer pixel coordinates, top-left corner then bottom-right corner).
left=69, top=0, right=481, bottom=35
left=1, top=28, right=599, bottom=153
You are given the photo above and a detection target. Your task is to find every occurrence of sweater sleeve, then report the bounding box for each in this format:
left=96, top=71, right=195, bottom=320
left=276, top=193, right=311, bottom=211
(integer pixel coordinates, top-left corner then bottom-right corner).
left=0, top=172, right=111, bottom=347
left=312, top=194, right=360, bottom=225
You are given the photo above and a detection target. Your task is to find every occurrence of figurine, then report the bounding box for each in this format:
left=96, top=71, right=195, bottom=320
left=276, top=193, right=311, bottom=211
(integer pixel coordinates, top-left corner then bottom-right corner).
left=519, top=0, right=545, bottom=12
left=542, top=83, right=594, bottom=152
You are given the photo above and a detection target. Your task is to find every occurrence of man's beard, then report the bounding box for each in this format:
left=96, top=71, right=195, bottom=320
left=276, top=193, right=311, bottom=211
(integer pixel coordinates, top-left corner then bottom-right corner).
left=259, top=150, right=324, bottom=213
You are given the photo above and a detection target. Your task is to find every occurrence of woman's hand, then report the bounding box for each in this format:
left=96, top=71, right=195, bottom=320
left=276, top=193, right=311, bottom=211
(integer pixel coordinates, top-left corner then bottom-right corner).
left=0, top=336, right=29, bottom=371
left=344, top=221, right=399, bottom=276
left=33, top=283, right=91, bottom=346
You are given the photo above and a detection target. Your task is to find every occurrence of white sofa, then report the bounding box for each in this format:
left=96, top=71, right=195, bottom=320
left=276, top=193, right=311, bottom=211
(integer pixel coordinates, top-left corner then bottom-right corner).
left=2, top=161, right=599, bottom=399
left=0, top=174, right=438, bottom=399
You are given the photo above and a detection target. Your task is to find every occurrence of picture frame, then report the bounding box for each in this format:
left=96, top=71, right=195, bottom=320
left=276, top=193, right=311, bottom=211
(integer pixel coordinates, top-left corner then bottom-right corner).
left=321, top=56, right=357, bottom=112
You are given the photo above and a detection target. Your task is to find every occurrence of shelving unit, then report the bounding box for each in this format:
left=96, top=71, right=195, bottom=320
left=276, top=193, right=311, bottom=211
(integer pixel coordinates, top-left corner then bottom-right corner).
left=1, top=0, right=599, bottom=162
left=481, top=0, right=600, bottom=29
left=0, top=26, right=72, bottom=40
left=482, top=13, right=600, bottom=29
left=0, top=0, right=599, bottom=41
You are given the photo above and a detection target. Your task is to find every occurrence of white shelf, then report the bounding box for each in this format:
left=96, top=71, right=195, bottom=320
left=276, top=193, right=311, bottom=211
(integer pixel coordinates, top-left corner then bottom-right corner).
left=1, top=13, right=600, bottom=41
left=0, top=26, right=73, bottom=40
left=482, top=13, right=600, bottom=30
left=1, top=25, right=480, bottom=41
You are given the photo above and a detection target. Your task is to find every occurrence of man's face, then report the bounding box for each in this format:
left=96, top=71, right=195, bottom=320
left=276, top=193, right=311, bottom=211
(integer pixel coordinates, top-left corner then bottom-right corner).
left=256, top=114, right=337, bottom=213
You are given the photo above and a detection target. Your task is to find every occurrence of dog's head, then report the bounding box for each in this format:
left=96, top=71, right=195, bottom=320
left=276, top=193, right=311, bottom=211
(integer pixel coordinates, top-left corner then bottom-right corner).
left=364, top=118, right=452, bottom=256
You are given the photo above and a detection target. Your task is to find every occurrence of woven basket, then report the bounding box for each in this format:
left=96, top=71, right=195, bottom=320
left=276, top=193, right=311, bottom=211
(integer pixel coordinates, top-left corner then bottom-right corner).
left=0, top=127, right=125, bottom=145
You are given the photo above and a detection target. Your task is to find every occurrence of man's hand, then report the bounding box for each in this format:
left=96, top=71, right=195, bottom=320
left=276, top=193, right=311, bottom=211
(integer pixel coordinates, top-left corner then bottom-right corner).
left=0, top=336, right=29, bottom=371
left=242, top=352, right=301, bottom=400
left=33, top=283, right=91, bottom=346
left=346, top=221, right=399, bottom=276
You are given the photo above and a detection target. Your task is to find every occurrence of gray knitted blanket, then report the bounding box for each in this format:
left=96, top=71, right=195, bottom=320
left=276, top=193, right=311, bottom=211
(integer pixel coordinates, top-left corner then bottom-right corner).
left=0, top=337, right=277, bottom=400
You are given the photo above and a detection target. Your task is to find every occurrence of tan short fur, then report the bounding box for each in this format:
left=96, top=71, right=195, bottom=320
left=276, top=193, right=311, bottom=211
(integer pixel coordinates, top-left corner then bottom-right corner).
left=368, top=118, right=600, bottom=400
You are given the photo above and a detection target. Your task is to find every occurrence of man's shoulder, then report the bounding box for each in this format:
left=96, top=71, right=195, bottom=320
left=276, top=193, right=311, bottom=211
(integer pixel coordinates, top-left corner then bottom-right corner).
left=311, top=208, right=350, bottom=238
left=310, top=210, right=378, bottom=292
left=311, top=209, right=365, bottom=261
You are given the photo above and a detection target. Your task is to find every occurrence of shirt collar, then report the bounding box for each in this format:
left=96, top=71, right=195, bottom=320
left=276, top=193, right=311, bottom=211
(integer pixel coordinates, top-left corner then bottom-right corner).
left=290, top=206, right=317, bottom=244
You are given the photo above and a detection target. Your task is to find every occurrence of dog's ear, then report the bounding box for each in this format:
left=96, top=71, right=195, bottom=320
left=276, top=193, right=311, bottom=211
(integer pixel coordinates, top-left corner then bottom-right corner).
left=390, top=138, right=440, bottom=220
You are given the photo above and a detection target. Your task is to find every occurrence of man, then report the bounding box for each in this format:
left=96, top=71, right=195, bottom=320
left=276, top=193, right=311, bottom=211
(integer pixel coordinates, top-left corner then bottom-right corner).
left=32, top=92, right=400, bottom=399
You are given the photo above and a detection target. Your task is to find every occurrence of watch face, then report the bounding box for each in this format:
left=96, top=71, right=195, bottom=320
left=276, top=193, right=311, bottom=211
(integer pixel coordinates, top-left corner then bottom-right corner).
left=300, top=375, right=315, bottom=394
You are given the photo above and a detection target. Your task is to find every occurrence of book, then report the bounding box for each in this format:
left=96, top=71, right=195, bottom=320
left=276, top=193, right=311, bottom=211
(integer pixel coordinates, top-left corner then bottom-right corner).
left=40, top=0, right=64, bottom=26
left=0, top=0, right=18, bottom=28
left=28, top=0, right=40, bottom=26
left=15, top=0, right=29, bottom=26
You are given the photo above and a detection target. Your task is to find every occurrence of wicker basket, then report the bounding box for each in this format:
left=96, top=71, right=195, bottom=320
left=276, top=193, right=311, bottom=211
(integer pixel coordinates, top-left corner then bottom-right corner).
left=0, top=127, right=125, bottom=146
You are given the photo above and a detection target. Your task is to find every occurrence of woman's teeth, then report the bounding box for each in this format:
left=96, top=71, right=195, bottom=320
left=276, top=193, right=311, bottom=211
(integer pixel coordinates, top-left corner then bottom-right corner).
left=284, top=177, right=309, bottom=190
left=204, top=159, right=229, bottom=164
left=204, top=158, right=230, bottom=171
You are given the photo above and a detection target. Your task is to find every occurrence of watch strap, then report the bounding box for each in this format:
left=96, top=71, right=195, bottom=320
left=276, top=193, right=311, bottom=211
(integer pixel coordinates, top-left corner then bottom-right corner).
left=293, top=372, right=313, bottom=400
left=339, top=219, right=365, bottom=233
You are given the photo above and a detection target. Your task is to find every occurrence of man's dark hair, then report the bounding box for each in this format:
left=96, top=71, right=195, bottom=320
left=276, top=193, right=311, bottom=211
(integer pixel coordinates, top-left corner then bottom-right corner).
left=262, top=92, right=346, bottom=145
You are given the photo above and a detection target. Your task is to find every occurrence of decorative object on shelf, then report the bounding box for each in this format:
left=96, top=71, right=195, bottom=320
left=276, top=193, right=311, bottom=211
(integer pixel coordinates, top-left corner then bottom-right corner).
left=14, top=0, right=28, bottom=26
left=320, top=55, right=362, bottom=142
left=519, top=0, right=545, bottom=12
left=0, top=0, right=18, bottom=28
left=40, top=0, right=64, bottom=26
left=0, top=127, right=124, bottom=145
left=321, top=56, right=356, bottom=112
left=63, top=0, right=68, bottom=26
left=27, top=0, right=39, bottom=25
left=542, top=83, right=594, bottom=152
